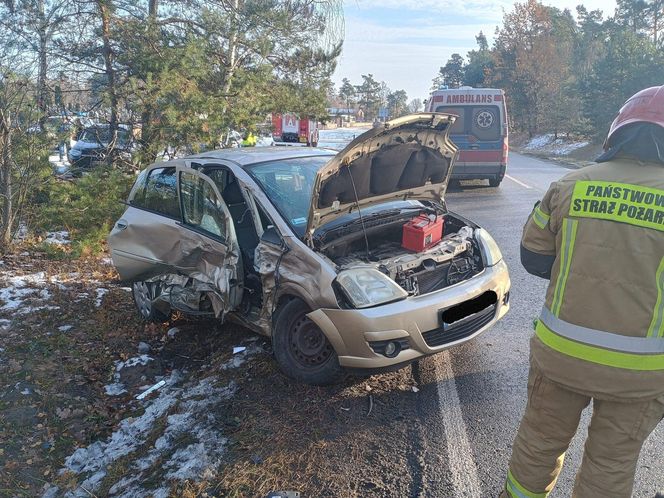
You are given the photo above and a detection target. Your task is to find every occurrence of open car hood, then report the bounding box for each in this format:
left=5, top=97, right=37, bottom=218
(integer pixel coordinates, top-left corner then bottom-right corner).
left=305, top=113, right=458, bottom=243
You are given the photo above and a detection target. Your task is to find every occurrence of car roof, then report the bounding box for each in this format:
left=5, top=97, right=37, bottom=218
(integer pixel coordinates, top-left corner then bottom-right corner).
left=185, top=146, right=336, bottom=167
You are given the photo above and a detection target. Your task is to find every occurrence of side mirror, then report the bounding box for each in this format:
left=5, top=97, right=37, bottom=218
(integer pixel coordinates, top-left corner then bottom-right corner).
left=261, top=225, right=283, bottom=247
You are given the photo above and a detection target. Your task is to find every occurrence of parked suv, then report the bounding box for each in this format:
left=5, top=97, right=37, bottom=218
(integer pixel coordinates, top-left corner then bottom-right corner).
left=108, top=114, right=510, bottom=384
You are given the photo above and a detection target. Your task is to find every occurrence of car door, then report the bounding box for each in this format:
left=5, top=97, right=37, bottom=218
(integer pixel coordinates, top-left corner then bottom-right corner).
left=174, top=165, right=243, bottom=313
left=109, top=165, right=183, bottom=281
left=109, top=164, right=243, bottom=315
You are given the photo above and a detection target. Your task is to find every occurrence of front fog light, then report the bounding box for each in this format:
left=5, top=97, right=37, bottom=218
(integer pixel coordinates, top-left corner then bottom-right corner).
left=384, top=341, right=400, bottom=358
left=336, top=268, right=408, bottom=309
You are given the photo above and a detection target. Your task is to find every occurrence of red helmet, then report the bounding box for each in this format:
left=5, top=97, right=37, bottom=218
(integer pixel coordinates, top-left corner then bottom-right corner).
left=605, top=85, right=664, bottom=149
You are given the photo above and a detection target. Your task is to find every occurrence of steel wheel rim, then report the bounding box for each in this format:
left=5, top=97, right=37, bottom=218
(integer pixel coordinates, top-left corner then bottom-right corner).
left=289, top=312, right=333, bottom=368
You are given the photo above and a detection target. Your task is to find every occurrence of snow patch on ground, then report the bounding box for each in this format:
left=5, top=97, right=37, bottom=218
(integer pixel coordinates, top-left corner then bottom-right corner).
left=523, top=134, right=589, bottom=156
left=104, top=355, right=154, bottom=396
left=0, top=272, right=63, bottom=314
left=56, top=371, right=236, bottom=497
left=44, top=231, right=70, bottom=245
left=220, top=342, right=263, bottom=370
left=95, top=288, right=109, bottom=307
left=58, top=325, right=73, bottom=332
left=12, top=223, right=29, bottom=243
left=0, top=270, right=106, bottom=315
left=104, top=383, right=127, bottom=396
left=118, top=354, right=153, bottom=370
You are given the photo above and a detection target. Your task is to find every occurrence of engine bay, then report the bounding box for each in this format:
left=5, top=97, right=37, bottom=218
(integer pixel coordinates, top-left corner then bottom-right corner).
left=318, top=208, right=484, bottom=296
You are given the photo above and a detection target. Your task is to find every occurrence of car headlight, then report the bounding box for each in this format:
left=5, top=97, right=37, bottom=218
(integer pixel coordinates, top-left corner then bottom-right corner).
left=336, top=268, right=408, bottom=309
left=475, top=228, right=503, bottom=266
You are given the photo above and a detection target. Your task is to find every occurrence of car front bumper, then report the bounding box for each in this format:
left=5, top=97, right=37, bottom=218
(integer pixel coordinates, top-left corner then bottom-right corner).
left=307, top=260, right=510, bottom=369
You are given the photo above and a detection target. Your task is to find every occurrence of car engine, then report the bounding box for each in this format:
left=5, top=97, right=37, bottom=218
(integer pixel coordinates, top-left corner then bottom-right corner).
left=321, top=214, right=484, bottom=296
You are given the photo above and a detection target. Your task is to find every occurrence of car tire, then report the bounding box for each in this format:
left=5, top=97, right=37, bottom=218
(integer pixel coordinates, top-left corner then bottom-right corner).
left=488, top=178, right=502, bottom=187
left=272, top=298, right=344, bottom=385
left=132, top=281, right=170, bottom=323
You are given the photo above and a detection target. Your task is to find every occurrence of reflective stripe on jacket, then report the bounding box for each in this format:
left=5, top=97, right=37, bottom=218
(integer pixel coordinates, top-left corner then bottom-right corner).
left=521, top=158, right=664, bottom=399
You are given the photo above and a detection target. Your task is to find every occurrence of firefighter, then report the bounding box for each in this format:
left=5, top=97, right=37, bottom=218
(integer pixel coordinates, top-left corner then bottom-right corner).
left=241, top=131, right=256, bottom=147
left=501, top=86, right=664, bottom=498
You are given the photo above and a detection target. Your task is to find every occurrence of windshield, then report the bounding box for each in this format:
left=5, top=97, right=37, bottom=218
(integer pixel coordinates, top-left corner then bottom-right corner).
left=80, top=128, right=129, bottom=144
left=246, top=156, right=332, bottom=237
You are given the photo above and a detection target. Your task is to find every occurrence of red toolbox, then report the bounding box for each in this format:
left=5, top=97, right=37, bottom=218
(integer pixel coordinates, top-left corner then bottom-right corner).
left=402, top=214, right=444, bottom=252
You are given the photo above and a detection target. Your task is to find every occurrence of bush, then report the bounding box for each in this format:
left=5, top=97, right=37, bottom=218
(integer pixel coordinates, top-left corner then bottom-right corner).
left=35, top=168, right=135, bottom=256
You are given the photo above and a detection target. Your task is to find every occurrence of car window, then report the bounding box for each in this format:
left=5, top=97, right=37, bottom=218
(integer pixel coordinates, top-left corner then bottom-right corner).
left=179, top=171, right=226, bottom=239
left=435, top=106, right=465, bottom=134
left=132, top=167, right=180, bottom=218
left=79, top=128, right=130, bottom=144
left=204, top=168, right=230, bottom=194
left=470, top=106, right=501, bottom=141
left=434, top=105, right=501, bottom=140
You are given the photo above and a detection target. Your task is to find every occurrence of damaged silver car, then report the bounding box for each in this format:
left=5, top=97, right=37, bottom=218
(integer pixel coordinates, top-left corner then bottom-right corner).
left=109, top=113, right=511, bottom=385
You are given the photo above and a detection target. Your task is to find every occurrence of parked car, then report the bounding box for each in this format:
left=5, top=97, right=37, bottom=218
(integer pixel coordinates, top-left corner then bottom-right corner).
left=108, top=113, right=511, bottom=385
left=68, top=124, right=133, bottom=171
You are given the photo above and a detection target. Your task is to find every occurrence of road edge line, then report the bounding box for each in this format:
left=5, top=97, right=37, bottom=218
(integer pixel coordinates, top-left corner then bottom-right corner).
left=435, top=350, right=482, bottom=497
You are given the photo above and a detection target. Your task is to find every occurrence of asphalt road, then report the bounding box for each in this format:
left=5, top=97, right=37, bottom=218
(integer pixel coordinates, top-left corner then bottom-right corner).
left=414, top=152, right=664, bottom=498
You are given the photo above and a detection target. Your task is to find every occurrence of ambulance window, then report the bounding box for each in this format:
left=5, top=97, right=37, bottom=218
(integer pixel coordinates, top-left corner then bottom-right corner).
left=435, top=106, right=465, bottom=134
left=470, top=106, right=500, bottom=141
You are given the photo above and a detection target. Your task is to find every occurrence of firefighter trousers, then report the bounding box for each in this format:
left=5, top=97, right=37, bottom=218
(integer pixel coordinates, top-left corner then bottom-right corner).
left=501, top=365, right=664, bottom=498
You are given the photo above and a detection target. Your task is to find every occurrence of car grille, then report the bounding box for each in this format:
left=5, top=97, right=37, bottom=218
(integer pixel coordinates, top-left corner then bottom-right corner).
left=422, top=303, right=496, bottom=348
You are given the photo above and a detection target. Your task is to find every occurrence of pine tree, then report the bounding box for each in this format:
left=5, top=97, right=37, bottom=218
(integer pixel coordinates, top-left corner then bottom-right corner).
left=386, top=90, right=408, bottom=118
left=338, top=78, right=356, bottom=112
left=463, top=32, right=493, bottom=87
left=437, top=54, right=465, bottom=89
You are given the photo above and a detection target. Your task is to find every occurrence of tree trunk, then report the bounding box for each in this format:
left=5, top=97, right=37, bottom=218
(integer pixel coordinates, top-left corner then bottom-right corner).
left=98, top=0, right=118, bottom=155
left=221, top=0, right=240, bottom=116
left=37, top=0, right=48, bottom=125
left=0, top=111, right=13, bottom=249
left=653, top=2, right=661, bottom=46
left=140, top=0, right=159, bottom=164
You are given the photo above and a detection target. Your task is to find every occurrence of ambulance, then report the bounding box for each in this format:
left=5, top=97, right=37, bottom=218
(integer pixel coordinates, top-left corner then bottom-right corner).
left=426, top=87, right=508, bottom=187
left=272, top=113, right=319, bottom=147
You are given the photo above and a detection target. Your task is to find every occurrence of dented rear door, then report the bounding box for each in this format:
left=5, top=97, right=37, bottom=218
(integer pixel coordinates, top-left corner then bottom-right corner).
left=109, top=164, right=243, bottom=315
left=109, top=165, right=183, bottom=282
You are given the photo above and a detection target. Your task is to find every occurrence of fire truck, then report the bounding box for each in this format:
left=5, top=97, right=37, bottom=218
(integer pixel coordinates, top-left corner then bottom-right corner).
left=271, top=113, right=319, bottom=146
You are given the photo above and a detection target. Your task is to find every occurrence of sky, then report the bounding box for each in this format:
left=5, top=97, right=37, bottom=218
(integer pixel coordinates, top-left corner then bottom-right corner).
left=333, top=0, right=617, bottom=103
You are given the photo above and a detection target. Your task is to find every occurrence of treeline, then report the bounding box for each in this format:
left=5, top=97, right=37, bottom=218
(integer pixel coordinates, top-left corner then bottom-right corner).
left=432, top=0, right=664, bottom=139
left=0, top=0, right=343, bottom=249
left=334, top=74, right=422, bottom=121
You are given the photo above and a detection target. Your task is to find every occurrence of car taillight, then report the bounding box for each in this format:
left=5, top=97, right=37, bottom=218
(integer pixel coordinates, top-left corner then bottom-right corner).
left=502, top=140, right=509, bottom=166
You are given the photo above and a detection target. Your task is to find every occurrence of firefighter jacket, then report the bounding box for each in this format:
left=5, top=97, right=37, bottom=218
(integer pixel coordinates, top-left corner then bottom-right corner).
left=521, top=158, right=664, bottom=400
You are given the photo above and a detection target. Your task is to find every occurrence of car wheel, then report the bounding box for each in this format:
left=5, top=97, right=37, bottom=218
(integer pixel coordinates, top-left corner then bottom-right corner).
left=272, top=298, right=344, bottom=385
left=132, top=281, right=170, bottom=323
left=488, top=178, right=502, bottom=187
